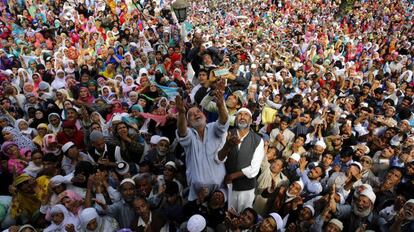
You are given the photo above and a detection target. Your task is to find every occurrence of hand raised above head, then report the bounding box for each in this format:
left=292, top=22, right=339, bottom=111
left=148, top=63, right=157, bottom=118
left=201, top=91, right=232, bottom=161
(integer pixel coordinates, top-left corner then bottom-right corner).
left=175, top=95, right=186, bottom=114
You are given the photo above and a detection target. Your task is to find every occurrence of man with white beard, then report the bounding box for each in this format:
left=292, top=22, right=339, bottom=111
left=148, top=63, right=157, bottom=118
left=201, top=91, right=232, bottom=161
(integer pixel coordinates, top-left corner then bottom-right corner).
left=331, top=188, right=387, bottom=232
left=217, top=108, right=264, bottom=212
left=175, top=80, right=229, bottom=202
left=390, top=199, right=414, bottom=232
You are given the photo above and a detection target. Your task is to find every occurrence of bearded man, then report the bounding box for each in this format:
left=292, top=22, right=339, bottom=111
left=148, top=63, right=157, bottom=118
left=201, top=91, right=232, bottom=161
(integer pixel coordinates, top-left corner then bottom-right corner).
left=332, top=188, right=387, bottom=231
left=175, top=82, right=229, bottom=202
left=218, top=108, right=265, bottom=212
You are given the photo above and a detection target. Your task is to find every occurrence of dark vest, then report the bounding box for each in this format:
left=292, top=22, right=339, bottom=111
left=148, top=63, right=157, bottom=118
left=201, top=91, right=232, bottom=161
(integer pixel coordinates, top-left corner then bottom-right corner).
left=88, top=143, right=117, bottom=163
left=225, top=129, right=261, bottom=191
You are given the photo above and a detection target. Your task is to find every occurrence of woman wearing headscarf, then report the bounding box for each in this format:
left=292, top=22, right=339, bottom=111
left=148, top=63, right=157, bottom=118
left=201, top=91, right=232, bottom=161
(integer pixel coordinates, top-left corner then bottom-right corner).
left=17, top=68, right=32, bottom=87
left=123, top=52, right=136, bottom=70
left=112, top=121, right=144, bottom=164
left=121, top=75, right=137, bottom=96
left=87, top=80, right=99, bottom=98
left=42, top=134, right=61, bottom=156
left=57, top=120, right=85, bottom=150
left=51, top=69, right=66, bottom=90
left=31, top=73, right=42, bottom=93
left=2, top=126, right=37, bottom=151
left=90, top=112, right=109, bottom=136
left=55, top=89, right=73, bottom=110
left=44, top=204, right=80, bottom=232
left=1, top=141, right=29, bottom=175
left=100, top=86, right=113, bottom=103
left=105, top=100, right=124, bottom=122
left=127, top=91, right=139, bottom=107
left=48, top=113, right=63, bottom=134
left=7, top=174, right=41, bottom=228
left=59, top=190, right=84, bottom=218
left=79, top=207, right=119, bottom=232
left=76, top=87, right=95, bottom=105
left=29, top=109, right=48, bottom=129
left=23, top=82, right=36, bottom=96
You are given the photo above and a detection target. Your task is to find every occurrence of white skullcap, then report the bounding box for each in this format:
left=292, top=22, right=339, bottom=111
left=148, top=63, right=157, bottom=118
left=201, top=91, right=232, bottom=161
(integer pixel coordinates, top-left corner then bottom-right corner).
left=150, top=135, right=161, bottom=145
left=158, top=136, right=170, bottom=144
left=360, top=189, right=376, bottom=204
left=236, top=108, right=252, bottom=117
left=116, top=161, right=130, bottom=175
left=315, top=140, right=327, bottom=149
left=165, top=161, right=177, bottom=170
left=269, top=213, right=284, bottom=230
left=62, top=141, right=75, bottom=153
left=404, top=199, right=414, bottom=206
left=296, top=180, right=304, bottom=191
left=329, top=219, right=344, bottom=231
left=120, top=178, right=135, bottom=186
left=289, top=153, right=301, bottom=162
left=49, top=175, right=66, bottom=187
left=350, top=161, right=362, bottom=171
left=187, top=214, right=206, bottom=232
left=304, top=204, right=315, bottom=216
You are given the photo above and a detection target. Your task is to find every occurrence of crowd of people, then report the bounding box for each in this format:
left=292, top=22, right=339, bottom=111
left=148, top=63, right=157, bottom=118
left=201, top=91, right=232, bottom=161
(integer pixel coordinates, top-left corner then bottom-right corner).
left=0, top=0, right=413, bottom=231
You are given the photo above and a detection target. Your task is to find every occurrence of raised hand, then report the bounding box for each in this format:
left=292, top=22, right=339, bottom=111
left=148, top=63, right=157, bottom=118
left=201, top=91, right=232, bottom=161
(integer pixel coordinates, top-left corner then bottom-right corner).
left=175, top=95, right=186, bottom=114
left=226, top=131, right=241, bottom=146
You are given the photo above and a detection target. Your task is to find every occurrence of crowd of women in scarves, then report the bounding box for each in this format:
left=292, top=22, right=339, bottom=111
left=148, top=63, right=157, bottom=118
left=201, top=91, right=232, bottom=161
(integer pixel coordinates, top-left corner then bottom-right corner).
left=0, top=0, right=413, bottom=231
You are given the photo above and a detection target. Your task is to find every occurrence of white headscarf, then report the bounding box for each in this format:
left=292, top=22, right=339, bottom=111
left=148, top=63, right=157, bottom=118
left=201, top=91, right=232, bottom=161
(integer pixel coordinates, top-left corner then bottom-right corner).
left=79, top=208, right=118, bottom=232
left=44, top=204, right=79, bottom=232
left=51, top=69, right=66, bottom=90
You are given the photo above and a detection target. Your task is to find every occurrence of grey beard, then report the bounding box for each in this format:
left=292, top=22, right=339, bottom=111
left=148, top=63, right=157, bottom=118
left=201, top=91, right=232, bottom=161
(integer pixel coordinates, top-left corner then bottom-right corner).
left=352, top=201, right=372, bottom=217
left=190, top=118, right=206, bottom=128
left=237, top=122, right=251, bottom=130
left=156, top=147, right=167, bottom=156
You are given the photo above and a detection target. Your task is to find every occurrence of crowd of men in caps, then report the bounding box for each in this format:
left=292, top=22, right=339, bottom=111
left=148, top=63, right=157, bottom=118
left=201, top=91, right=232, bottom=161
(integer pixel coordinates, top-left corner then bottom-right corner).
left=0, top=0, right=413, bottom=231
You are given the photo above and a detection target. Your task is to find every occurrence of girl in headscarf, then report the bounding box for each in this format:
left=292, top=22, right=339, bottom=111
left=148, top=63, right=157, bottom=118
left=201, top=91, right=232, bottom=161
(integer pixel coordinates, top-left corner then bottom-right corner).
left=44, top=204, right=80, bottom=232
left=2, top=126, right=37, bottom=151
left=77, top=87, right=95, bottom=105
left=1, top=141, right=29, bottom=175
left=79, top=207, right=119, bottom=232
left=48, top=113, right=62, bottom=134
left=51, top=69, right=66, bottom=90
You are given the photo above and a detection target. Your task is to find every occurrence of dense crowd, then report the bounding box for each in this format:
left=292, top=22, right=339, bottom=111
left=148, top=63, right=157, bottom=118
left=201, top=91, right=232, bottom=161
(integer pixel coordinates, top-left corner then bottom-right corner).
left=0, top=0, right=413, bottom=231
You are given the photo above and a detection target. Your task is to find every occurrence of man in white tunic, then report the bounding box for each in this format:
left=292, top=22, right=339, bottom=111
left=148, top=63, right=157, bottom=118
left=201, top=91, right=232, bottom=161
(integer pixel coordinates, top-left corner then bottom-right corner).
left=175, top=80, right=229, bottom=201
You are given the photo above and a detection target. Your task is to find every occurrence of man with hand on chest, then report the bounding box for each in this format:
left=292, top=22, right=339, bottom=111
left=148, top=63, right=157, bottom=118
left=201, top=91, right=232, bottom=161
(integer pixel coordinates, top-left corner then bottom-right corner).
left=218, top=108, right=265, bottom=213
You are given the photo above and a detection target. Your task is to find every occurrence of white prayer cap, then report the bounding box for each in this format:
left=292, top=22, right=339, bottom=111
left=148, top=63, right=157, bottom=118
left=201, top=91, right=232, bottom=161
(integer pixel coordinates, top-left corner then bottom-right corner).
left=187, top=214, right=206, bottom=232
